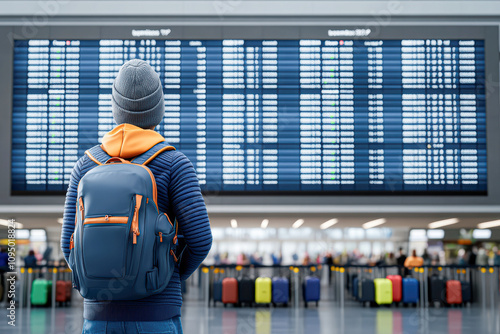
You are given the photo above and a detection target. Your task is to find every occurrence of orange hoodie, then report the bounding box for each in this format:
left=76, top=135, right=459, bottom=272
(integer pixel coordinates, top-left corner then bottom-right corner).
left=100, top=124, right=166, bottom=159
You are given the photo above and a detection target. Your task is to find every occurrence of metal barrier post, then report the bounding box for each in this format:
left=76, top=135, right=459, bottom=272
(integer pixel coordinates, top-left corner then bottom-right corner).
left=481, top=267, right=486, bottom=308
left=423, top=267, right=428, bottom=308
left=202, top=267, right=210, bottom=306
left=51, top=268, right=57, bottom=309
left=26, top=268, right=33, bottom=309
left=19, top=268, right=25, bottom=309
left=489, top=267, right=495, bottom=308
left=293, top=267, right=300, bottom=308
left=339, top=267, right=344, bottom=309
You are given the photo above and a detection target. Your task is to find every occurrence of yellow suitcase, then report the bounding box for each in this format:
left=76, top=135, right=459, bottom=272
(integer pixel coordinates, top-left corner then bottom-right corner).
left=255, top=277, right=272, bottom=304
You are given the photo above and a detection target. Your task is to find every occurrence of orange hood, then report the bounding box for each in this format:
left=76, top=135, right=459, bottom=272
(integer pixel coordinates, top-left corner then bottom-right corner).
left=101, top=124, right=165, bottom=159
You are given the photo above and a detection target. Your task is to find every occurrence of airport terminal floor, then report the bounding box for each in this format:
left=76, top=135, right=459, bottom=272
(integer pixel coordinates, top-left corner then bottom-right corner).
left=1, top=298, right=499, bottom=334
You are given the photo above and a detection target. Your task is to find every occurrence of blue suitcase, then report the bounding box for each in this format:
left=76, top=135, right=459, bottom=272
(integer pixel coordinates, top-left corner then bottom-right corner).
left=213, top=280, right=223, bottom=306
left=402, top=278, right=419, bottom=304
left=461, top=281, right=472, bottom=304
left=352, top=277, right=359, bottom=300
left=272, top=277, right=289, bottom=306
left=303, top=276, right=320, bottom=307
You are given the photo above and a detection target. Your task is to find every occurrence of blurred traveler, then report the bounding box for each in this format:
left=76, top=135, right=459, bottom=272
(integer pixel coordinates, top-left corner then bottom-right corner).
left=404, top=250, right=424, bottom=269
left=385, top=252, right=397, bottom=266
left=476, top=247, right=489, bottom=266
left=422, top=249, right=431, bottom=265
left=494, top=248, right=500, bottom=266
left=24, top=250, right=37, bottom=268
left=61, top=59, right=212, bottom=334
left=467, top=247, right=477, bottom=266
left=271, top=252, right=282, bottom=266
left=457, top=249, right=467, bottom=266
left=0, top=247, right=8, bottom=272
left=302, top=252, right=311, bottom=266
left=396, top=247, right=407, bottom=267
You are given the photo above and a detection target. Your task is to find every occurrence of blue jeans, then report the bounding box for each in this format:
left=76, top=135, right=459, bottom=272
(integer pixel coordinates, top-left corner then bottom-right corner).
left=82, top=317, right=183, bottom=334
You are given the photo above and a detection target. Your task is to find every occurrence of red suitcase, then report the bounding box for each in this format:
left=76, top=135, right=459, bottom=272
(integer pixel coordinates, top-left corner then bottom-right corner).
left=65, top=281, right=72, bottom=302
left=446, top=280, right=462, bottom=305
left=222, top=278, right=238, bottom=305
left=386, top=275, right=402, bottom=303
left=56, top=281, right=67, bottom=303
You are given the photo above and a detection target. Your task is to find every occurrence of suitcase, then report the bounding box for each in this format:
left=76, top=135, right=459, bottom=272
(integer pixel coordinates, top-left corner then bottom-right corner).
left=213, top=280, right=223, bottom=306
left=31, top=279, right=52, bottom=306
left=374, top=278, right=393, bottom=305
left=222, top=278, right=238, bottom=305
left=402, top=278, right=419, bottom=304
left=352, top=277, right=359, bottom=300
left=428, top=276, right=445, bottom=305
left=255, top=277, right=272, bottom=305
left=56, top=280, right=69, bottom=303
left=446, top=280, right=462, bottom=305
left=386, top=275, right=402, bottom=303
left=359, top=278, right=375, bottom=305
left=272, top=277, right=289, bottom=306
left=303, top=276, right=320, bottom=307
left=238, top=278, right=255, bottom=306
left=460, top=281, right=472, bottom=304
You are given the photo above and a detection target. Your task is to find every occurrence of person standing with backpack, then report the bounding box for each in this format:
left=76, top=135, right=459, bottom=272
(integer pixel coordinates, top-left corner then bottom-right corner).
left=61, top=59, right=212, bottom=334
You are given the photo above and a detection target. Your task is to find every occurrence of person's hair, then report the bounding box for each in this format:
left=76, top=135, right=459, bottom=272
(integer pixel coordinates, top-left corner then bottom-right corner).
left=412, top=249, right=417, bottom=257
left=28, top=250, right=35, bottom=256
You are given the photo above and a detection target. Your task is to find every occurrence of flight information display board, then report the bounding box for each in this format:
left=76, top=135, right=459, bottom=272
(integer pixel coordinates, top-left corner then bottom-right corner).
left=11, top=37, right=486, bottom=194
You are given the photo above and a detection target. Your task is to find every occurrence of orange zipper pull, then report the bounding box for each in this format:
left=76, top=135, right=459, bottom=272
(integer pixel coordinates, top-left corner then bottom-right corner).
left=69, top=234, right=74, bottom=250
left=159, top=232, right=163, bottom=243
left=79, top=197, right=84, bottom=222
left=131, top=194, right=143, bottom=245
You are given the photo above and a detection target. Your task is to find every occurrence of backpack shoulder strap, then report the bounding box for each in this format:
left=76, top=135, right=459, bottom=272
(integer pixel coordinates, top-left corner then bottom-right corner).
left=130, top=142, right=176, bottom=165
left=84, top=145, right=112, bottom=166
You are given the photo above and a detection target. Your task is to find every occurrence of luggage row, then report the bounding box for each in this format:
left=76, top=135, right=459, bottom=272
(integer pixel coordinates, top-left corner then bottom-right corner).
left=351, top=274, right=471, bottom=307
left=213, top=276, right=321, bottom=307
left=31, top=277, right=72, bottom=307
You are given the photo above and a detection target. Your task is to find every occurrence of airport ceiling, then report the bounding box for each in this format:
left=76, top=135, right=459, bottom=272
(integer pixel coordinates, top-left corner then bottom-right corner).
left=2, top=212, right=499, bottom=230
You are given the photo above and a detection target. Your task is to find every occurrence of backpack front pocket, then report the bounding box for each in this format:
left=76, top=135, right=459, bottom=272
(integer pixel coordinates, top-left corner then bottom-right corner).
left=82, top=216, right=130, bottom=279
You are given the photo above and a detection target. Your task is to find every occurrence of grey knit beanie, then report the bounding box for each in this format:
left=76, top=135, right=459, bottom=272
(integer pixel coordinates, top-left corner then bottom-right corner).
left=112, top=59, right=164, bottom=129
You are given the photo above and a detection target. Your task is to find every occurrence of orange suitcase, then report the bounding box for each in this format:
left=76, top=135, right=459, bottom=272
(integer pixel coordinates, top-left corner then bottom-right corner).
left=222, top=278, right=238, bottom=305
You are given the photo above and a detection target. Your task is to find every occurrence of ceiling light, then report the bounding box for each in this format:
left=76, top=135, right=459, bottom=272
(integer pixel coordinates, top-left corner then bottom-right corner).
left=362, top=218, right=386, bottom=229
left=477, top=220, right=500, bottom=229
left=0, top=219, right=23, bottom=229
left=261, top=219, right=269, bottom=229
left=320, top=219, right=338, bottom=230
left=292, top=219, right=304, bottom=229
left=473, top=229, right=492, bottom=239
left=427, top=229, right=445, bottom=239
left=428, top=218, right=459, bottom=229
left=230, top=219, right=238, bottom=228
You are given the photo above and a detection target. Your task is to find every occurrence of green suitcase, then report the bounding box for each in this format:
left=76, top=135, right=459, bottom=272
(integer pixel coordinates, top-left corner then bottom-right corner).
left=31, top=279, right=52, bottom=306
left=374, top=278, right=393, bottom=305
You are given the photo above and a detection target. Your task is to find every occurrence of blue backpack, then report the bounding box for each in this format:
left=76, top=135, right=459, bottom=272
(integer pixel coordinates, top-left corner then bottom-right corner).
left=68, top=142, right=179, bottom=301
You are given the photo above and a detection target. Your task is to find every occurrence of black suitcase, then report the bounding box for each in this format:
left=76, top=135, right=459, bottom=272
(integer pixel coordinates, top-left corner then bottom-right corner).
left=428, top=275, right=445, bottom=305
left=461, top=281, right=472, bottom=304
left=238, top=278, right=255, bottom=306
left=359, top=278, right=375, bottom=306
left=213, top=280, right=223, bottom=306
